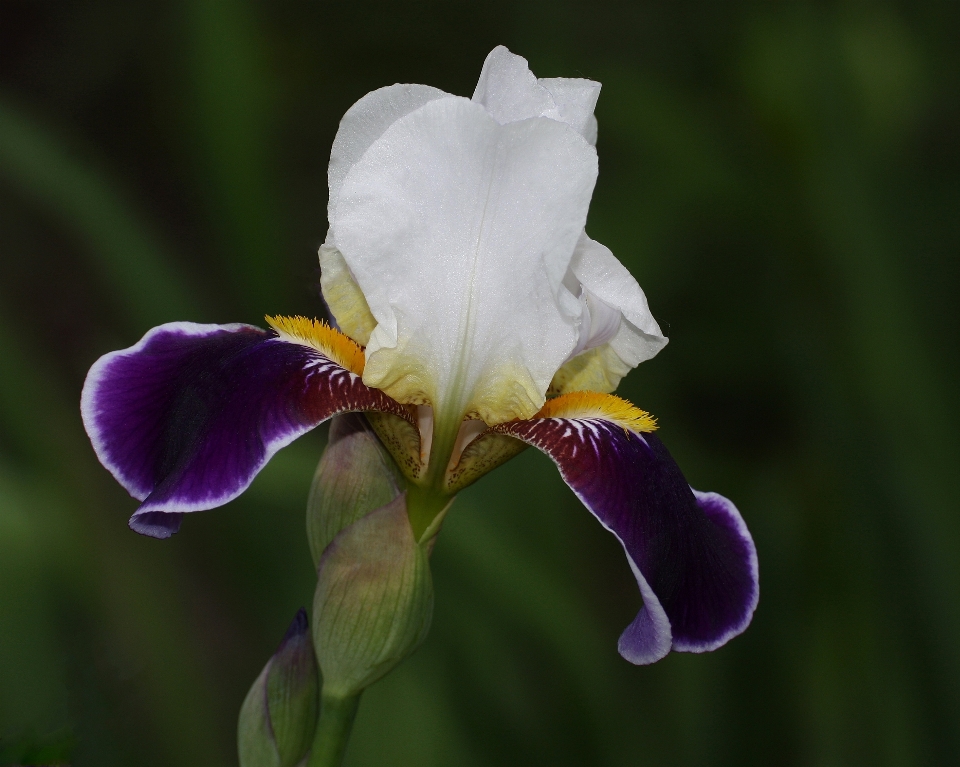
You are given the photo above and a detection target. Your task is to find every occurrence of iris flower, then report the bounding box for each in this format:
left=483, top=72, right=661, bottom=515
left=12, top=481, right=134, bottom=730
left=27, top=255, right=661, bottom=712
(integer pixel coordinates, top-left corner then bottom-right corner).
left=81, top=47, right=757, bottom=665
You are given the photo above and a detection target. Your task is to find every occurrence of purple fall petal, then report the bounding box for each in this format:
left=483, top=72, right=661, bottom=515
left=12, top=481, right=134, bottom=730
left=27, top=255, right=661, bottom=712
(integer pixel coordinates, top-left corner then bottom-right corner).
left=81, top=322, right=411, bottom=537
left=129, top=511, right=184, bottom=538
left=495, top=418, right=758, bottom=664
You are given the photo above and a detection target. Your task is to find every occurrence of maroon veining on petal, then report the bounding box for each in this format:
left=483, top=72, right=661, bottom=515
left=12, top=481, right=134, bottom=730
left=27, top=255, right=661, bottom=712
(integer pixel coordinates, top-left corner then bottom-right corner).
left=495, top=417, right=758, bottom=664
left=81, top=322, right=411, bottom=538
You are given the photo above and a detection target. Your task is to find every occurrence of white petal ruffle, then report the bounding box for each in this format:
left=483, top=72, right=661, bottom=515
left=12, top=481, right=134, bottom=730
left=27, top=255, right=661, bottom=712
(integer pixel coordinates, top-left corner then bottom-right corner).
left=568, top=233, right=667, bottom=368
left=472, top=46, right=600, bottom=145
left=550, top=233, right=667, bottom=395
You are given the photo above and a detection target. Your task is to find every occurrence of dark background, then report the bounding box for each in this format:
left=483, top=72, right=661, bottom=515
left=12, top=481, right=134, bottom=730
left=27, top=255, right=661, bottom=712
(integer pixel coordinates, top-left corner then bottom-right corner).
left=1, top=0, right=958, bottom=765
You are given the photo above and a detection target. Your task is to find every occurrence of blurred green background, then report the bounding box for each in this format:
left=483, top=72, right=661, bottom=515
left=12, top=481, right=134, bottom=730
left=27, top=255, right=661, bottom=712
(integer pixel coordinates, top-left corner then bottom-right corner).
left=1, top=0, right=958, bottom=764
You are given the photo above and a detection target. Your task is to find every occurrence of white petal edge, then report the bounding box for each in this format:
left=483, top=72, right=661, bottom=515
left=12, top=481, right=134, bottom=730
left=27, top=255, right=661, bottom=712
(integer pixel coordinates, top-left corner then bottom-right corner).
left=569, top=232, right=668, bottom=368
left=328, top=83, right=449, bottom=223
left=472, top=46, right=554, bottom=125
left=472, top=46, right=600, bottom=144
left=618, top=551, right=674, bottom=664
left=539, top=78, right=601, bottom=145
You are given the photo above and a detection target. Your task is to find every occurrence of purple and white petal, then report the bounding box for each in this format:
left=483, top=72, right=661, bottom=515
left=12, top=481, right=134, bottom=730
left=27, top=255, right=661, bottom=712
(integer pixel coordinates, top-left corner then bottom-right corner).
left=494, top=417, right=758, bottom=664
left=81, top=322, right=411, bottom=538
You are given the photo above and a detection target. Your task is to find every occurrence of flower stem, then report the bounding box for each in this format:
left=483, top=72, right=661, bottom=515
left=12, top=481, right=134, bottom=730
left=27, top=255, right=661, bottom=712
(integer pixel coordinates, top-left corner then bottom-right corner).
left=406, top=406, right=461, bottom=540
left=307, top=691, right=362, bottom=767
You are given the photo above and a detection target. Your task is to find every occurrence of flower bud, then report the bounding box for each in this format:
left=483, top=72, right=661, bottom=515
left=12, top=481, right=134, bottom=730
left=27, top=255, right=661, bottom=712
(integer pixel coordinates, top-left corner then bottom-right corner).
left=312, top=494, right=433, bottom=698
left=306, top=413, right=402, bottom=567
left=238, top=609, right=320, bottom=767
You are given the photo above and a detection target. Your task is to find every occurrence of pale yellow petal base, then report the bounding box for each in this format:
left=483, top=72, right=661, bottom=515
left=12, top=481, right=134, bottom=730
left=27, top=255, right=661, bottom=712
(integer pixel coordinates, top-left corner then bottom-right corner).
left=319, top=245, right=378, bottom=346
left=548, top=342, right=632, bottom=397
left=363, top=344, right=547, bottom=427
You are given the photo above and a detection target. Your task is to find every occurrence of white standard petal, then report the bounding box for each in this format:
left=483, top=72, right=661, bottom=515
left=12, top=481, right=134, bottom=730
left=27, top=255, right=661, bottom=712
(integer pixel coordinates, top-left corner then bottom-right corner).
left=539, top=78, right=601, bottom=145
left=550, top=233, right=667, bottom=395
left=331, top=95, right=598, bottom=425
left=570, top=232, right=667, bottom=366
left=472, top=46, right=600, bottom=144
left=566, top=287, right=623, bottom=360
left=328, top=83, right=449, bottom=223
left=472, top=45, right=554, bottom=124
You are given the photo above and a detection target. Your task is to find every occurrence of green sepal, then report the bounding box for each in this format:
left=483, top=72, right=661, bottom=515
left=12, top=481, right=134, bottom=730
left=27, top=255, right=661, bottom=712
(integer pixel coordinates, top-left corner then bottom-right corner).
left=306, top=414, right=403, bottom=567
left=238, top=609, right=320, bottom=767
left=312, top=494, right=433, bottom=698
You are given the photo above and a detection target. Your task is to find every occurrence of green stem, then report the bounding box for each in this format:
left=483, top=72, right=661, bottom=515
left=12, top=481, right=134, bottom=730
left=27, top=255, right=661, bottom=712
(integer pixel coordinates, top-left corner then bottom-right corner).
left=406, top=483, right=453, bottom=540
left=406, top=405, right=462, bottom=539
left=307, top=691, right=361, bottom=767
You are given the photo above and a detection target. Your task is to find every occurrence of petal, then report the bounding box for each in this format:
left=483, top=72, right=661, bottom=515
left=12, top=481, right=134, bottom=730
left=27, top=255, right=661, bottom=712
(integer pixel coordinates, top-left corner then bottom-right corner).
left=318, top=244, right=377, bottom=346
left=566, top=286, right=623, bottom=361
left=538, top=78, right=601, bottom=145
left=445, top=425, right=528, bottom=494
left=569, top=233, right=667, bottom=360
left=492, top=392, right=758, bottom=664
left=472, top=46, right=601, bottom=144
left=80, top=321, right=413, bottom=538
left=328, top=83, right=449, bottom=224
left=551, top=233, right=669, bottom=395
left=548, top=344, right=632, bottom=398
left=472, top=46, right=555, bottom=125
left=331, top=96, right=598, bottom=424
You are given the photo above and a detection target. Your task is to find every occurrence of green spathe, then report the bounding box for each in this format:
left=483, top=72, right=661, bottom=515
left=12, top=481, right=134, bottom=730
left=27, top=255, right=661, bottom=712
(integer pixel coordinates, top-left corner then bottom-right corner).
left=238, top=609, right=320, bottom=767
left=312, top=494, right=433, bottom=698
left=306, top=414, right=403, bottom=567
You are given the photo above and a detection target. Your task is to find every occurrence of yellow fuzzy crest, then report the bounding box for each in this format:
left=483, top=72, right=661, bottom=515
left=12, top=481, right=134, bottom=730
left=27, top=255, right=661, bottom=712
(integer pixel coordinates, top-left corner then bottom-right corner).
left=534, top=391, right=658, bottom=433
left=266, top=315, right=365, bottom=375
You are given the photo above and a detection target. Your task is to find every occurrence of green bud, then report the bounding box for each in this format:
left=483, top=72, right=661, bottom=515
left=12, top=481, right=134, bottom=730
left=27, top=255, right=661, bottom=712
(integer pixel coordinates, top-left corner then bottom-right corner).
left=306, top=414, right=403, bottom=567
left=238, top=609, right=320, bottom=767
left=312, top=494, right=433, bottom=698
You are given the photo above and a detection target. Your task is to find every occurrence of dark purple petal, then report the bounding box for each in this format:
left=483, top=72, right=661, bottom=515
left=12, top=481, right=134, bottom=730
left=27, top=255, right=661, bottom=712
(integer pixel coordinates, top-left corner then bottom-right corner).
left=495, top=418, right=758, bottom=664
left=81, top=322, right=411, bottom=537
left=129, top=511, right=183, bottom=538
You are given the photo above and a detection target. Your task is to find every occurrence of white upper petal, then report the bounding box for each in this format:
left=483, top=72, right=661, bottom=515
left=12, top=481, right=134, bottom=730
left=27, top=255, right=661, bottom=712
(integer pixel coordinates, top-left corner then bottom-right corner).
left=330, top=95, right=598, bottom=423
left=539, top=78, right=601, bottom=144
left=567, top=287, right=624, bottom=360
left=568, top=232, right=668, bottom=367
left=472, top=46, right=600, bottom=144
left=328, top=83, right=449, bottom=224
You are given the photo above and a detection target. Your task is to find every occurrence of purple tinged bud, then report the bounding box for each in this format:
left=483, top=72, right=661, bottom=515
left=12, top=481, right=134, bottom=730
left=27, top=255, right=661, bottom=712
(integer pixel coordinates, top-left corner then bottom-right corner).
left=238, top=609, right=320, bottom=767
